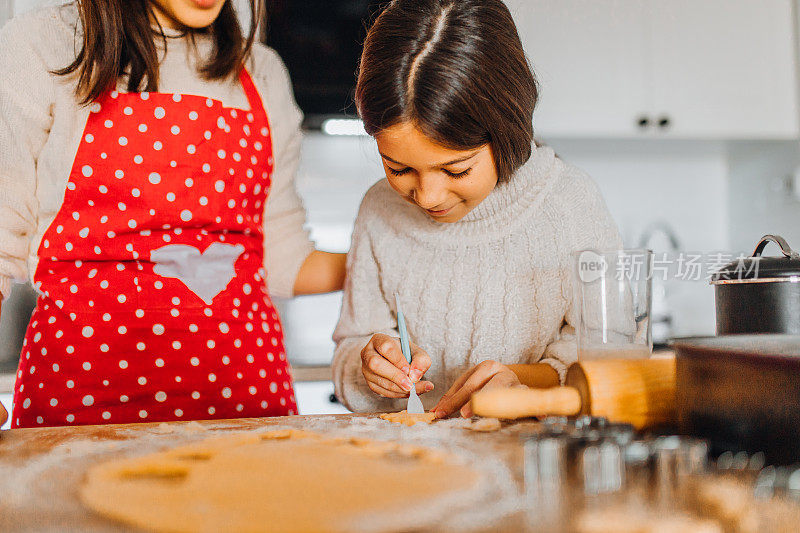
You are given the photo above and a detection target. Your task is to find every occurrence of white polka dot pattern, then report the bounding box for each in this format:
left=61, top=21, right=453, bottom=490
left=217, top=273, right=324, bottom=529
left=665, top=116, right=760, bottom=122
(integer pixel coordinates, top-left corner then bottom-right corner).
left=12, top=69, right=296, bottom=429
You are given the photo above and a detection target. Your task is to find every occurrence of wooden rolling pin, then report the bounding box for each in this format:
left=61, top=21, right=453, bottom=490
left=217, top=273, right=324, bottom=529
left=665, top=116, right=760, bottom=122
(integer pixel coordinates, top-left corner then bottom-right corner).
left=471, top=357, right=676, bottom=429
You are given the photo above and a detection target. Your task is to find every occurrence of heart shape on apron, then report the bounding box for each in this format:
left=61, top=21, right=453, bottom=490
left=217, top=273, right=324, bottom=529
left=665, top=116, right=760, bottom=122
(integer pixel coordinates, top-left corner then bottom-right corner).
left=151, top=243, right=245, bottom=304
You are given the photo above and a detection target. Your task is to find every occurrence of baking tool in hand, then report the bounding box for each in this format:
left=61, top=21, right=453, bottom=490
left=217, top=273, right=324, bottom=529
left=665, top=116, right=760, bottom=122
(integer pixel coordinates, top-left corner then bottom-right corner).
left=471, top=357, right=676, bottom=429
left=395, top=293, right=424, bottom=414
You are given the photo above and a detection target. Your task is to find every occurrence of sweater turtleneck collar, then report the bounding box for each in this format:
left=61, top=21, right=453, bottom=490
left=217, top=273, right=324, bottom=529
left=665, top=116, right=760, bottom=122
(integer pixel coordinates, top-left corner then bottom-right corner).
left=459, top=144, right=556, bottom=224
left=390, top=143, right=561, bottom=245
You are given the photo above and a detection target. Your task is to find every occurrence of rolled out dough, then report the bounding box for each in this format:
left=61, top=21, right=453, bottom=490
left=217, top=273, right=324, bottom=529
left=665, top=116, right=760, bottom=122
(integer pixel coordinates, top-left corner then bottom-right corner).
left=80, top=429, right=479, bottom=533
left=379, top=410, right=436, bottom=426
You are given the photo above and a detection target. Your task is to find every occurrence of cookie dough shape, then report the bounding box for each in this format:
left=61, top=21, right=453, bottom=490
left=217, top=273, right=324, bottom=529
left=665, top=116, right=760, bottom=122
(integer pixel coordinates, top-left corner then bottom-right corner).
left=80, top=429, right=478, bottom=533
left=379, top=410, right=436, bottom=426
left=469, top=418, right=502, bottom=432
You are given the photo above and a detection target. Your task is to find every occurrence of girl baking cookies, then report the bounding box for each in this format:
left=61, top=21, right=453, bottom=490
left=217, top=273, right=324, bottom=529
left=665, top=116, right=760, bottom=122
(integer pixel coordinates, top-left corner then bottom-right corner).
left=0, top=0, right=345, bottom=428
left=332, top=0, right=621, bottom=418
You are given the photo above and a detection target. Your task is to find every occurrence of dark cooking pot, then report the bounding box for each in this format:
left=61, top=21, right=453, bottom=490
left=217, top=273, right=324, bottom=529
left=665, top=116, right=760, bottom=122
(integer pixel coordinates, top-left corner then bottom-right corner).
left=672, top=335, right=800, bottom=465
left=710, top=234, right=800, bottom=335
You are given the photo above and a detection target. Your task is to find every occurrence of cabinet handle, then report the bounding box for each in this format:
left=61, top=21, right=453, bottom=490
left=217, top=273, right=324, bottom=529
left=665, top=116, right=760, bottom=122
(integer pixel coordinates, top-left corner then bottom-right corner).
left=658, top=116, right=671, bottom=128
left=637, top=116, right=650, bottom=128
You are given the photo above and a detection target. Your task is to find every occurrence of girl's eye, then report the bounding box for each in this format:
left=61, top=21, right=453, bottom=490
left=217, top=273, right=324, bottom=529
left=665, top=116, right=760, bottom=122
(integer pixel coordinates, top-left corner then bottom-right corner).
left=388, top=167, right=411, bottom=177
left=444, top=168, right=472, bottom=179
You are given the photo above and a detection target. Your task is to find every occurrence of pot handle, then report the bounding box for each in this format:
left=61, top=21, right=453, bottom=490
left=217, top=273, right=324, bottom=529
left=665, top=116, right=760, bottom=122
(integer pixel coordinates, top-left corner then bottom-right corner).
left=752, top=234, right=800, bottom=259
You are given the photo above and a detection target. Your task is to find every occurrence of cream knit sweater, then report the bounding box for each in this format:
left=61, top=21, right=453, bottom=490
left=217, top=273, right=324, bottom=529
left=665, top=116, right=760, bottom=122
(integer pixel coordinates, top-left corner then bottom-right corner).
left=332, top=145, right=622, bottom=413
left=0, top=3, right=313, bottom=300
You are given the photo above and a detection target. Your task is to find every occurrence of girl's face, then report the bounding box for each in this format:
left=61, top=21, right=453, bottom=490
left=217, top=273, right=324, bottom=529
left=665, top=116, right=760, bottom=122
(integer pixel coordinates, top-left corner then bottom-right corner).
left=149, top=0, right=228, bottom=29
left=375, top=121, right=498, bottom=223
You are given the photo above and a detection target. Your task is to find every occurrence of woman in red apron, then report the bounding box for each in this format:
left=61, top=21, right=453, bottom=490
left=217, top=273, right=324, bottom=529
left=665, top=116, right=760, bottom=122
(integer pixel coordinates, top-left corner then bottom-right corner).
left=2, top=0, right=346, bottom=427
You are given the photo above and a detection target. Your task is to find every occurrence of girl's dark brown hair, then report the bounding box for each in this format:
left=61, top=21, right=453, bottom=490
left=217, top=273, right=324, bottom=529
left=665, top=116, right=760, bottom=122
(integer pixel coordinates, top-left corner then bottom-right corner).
left=355, top=0, right=538, bottom=182
left=57, top=0, right=263, bottom=104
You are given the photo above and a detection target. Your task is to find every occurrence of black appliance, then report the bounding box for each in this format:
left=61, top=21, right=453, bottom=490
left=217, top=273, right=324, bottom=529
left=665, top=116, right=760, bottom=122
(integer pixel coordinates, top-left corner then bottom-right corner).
left=264, top=1, right=387, bottom=129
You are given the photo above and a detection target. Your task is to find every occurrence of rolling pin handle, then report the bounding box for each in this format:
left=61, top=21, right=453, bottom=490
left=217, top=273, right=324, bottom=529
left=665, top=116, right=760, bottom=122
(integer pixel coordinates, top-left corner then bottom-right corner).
left=470, top=386, right=582, bottom=420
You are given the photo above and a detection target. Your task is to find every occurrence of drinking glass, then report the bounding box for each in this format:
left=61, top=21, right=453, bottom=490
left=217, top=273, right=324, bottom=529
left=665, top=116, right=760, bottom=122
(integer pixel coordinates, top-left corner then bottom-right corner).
left=573, top=249, right=653, bottom=360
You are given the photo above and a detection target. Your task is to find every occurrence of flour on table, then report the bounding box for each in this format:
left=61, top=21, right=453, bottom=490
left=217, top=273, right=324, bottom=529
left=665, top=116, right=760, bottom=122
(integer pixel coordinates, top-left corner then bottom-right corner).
left=154, top=423, right=174, bottom=434
left=378, top=412, right=501, bottom=432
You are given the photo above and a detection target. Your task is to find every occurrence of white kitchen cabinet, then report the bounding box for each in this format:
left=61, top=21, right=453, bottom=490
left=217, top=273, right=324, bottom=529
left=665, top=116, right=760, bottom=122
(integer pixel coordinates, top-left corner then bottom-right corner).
left=508, top=0, right=650, bottom=137
left=507, top=0, right=799, bottom=140
left=650, top=0, right=798, bottom=139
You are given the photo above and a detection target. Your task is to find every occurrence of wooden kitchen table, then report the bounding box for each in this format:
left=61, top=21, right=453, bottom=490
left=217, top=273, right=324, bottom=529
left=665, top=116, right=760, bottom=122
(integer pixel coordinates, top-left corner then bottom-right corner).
left=0, top=414, right=537, bottom=532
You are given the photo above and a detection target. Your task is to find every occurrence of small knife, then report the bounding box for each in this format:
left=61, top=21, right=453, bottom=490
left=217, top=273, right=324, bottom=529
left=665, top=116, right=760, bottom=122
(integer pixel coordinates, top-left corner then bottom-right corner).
left=395, top=293, right=425, bottom=414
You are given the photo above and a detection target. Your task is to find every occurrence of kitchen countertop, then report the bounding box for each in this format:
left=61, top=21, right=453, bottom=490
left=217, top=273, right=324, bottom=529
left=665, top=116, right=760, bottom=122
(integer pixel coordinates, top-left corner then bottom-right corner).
left=289, top=365, right=334, bottom=382
left=0, top=414, right=533, bottom=532
left=4, top=412, right=800, bottom=531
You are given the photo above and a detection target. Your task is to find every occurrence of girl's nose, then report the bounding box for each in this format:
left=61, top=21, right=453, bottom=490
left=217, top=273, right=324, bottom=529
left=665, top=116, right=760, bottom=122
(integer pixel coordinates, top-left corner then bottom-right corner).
left=413, top=175, right=449, bottom=210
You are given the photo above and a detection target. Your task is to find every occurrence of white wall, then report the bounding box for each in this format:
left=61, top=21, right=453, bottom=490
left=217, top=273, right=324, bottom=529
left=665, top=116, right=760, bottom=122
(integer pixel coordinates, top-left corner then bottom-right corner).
left=545, top=139, right=730, bottom=250
left=727, top=141, right=800, bottom=253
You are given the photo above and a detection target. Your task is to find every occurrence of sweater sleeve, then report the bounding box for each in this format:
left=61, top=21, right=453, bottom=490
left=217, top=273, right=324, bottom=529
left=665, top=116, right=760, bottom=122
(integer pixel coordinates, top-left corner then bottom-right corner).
left=0, top=17, right=55, bottom=299
left=539, top=168, right=623, bottom=383
left=331, top=196, right=405, bottom=413
left=250, top=45, right=314, bottom=299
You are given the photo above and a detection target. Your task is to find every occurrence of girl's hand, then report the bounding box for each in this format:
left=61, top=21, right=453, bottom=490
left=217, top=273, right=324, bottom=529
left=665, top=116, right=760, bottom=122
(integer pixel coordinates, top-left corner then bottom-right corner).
left=433, top=360, right=521, bottom=419
left=361, top=333, right=433, bottom=398
left=0, top=401, right=7, bottom=427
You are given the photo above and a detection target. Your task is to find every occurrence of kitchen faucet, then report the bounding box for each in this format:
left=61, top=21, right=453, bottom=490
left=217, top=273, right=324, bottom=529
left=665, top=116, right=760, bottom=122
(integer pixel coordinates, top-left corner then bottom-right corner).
left=638, top=221, right=681, bottom=348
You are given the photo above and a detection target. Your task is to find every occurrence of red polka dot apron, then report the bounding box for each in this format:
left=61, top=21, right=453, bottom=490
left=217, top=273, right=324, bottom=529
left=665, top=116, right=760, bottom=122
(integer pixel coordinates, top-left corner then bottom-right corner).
left=11, top=69, right=297, bottom=428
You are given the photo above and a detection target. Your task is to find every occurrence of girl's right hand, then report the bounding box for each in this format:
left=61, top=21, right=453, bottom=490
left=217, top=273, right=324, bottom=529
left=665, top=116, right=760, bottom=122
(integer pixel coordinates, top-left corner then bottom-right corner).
left=361, top=333, right=433, bottom=398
